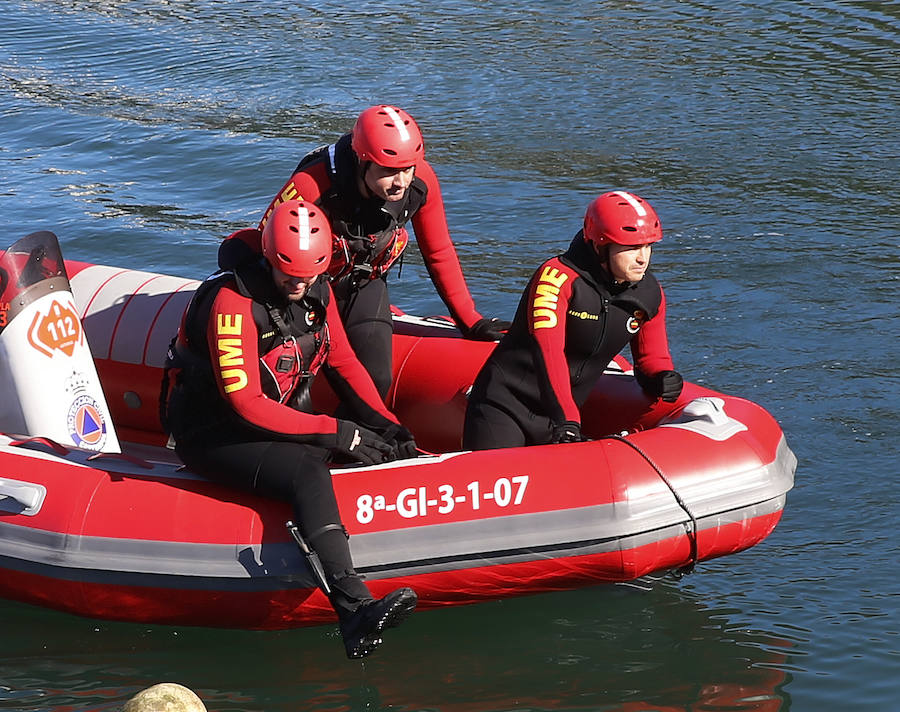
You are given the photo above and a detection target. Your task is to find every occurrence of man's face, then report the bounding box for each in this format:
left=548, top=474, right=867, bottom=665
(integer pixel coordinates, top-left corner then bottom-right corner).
left=606, top=243, right=652, bottom=283
left=363, top=163, right=416, bottom=201
left=271, top=266, right=317, bottom=301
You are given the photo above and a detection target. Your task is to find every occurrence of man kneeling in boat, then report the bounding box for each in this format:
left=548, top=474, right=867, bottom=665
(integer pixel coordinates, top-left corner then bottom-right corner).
left=162, top=200, right=417, bottom=658
left=463, top=190, right=683, bottom=449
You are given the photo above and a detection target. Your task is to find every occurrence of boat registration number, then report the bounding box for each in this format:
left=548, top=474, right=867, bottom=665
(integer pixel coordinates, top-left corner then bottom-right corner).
left=355, top=475, right=530, bottom=524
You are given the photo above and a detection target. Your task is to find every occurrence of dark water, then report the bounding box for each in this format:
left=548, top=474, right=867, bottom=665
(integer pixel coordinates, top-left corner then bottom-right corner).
left=2, top=1, right=898, bottom=710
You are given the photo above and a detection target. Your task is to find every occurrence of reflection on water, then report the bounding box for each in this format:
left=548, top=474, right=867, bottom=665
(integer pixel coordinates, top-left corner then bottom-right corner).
left=0, top=580, right=795, bottom=711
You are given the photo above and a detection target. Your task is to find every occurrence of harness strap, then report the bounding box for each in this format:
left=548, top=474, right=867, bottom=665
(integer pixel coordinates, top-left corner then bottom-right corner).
left=266, top=302, right=293, bottom=342
left=306, top=522, right=349, bottom=543
left=158, top=336, right=178, bottom=434
left=285, top=520, right=331, bottom=594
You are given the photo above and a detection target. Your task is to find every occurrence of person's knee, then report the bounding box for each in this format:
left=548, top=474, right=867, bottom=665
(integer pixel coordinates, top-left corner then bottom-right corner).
left=464, top=402, right=525, bottom=450
left=368, top=362, right=392, bottom=398
left=254, top=444, right=332, bottom=501
left=342, top=323, right=393, bottom=396
left=283, top=455, right=343, bottom=529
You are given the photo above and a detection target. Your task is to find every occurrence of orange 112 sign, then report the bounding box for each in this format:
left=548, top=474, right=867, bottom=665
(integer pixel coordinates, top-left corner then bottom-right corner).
left=27, top=298, right=83, bottom=358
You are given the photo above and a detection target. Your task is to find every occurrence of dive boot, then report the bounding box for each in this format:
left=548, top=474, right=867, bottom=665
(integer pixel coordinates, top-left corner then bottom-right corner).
left=339, top=587, right=418, bottom=659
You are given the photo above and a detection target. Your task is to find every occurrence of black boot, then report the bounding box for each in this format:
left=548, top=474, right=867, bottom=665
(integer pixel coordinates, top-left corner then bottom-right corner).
left=338, top=587, right=418, bottom=659
left=298, top=523, right=417, bottom=659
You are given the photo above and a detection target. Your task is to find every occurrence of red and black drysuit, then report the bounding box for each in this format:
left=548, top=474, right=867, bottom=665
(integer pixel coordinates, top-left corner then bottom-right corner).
left=237, top=133, right=488, bottom=397
left=163, top=251, right=401, bottom=616
left=463, top=234, right=677, bottom=450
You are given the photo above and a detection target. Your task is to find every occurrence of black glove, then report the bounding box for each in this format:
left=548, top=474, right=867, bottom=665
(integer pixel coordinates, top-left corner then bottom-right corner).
left=550, top=421, right=586, bottom=444
left=636, top=369, right=684, bottom=403
left=463, top=317, right=511, bottom=342
left=334, top=421, right=395, bottom=465
left=380, top=423, right=419, bottom=460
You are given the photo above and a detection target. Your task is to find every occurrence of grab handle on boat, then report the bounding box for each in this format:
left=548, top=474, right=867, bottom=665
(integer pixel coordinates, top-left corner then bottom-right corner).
left=0, top=478, right=47, bottom=515
left=659, top=397, right=747, bottom=441
left=681, top=397, right=729, bottom=424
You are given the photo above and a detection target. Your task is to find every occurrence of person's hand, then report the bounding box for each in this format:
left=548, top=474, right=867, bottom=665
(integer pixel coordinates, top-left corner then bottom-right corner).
left=463, top=317, right=511, bottom=342
left=656, top=370, right=684, bottom=402
left=550, top=421, right=587, bottom=444
left=637, top=369, right=684, bottom=402
left=334, top=421, right=395, bottom=465
left=380, top=424, right=419, bottom=459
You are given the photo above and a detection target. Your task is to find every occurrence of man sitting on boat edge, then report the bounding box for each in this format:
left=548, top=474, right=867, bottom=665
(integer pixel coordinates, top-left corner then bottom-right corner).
left=162, top=200, right=417, bottom=659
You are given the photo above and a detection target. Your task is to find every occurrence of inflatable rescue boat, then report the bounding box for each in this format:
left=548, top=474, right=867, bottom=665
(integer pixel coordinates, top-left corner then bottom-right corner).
left=0, top=232, right=796, bottom=630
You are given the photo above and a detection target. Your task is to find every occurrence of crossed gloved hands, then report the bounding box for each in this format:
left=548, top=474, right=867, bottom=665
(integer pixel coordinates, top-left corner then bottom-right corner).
left=462, top=317, right=512, bottom=342
left=334, top=420, right=419, bottom=465
left=378, top=423, right=419, bottom=459
left=635, top=369, right=684, bottom=403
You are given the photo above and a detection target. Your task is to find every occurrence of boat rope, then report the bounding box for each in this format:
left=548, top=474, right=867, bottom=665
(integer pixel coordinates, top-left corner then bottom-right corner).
left=604, top=434, right=699, bottom=576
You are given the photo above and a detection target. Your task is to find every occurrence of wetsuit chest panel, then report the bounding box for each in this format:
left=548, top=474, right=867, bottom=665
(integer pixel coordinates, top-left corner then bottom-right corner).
left=307, top=135, right=426, bottom=278
left=256, top=297, right=328, bottom=403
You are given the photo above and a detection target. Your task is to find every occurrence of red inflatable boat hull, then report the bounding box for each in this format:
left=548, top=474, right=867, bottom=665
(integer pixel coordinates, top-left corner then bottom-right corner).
left=0, top=261, right=796, bottom=629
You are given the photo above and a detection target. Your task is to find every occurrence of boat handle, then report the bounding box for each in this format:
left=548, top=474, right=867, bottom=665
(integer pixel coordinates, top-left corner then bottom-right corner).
left=0, top=478, right=47, bottom=515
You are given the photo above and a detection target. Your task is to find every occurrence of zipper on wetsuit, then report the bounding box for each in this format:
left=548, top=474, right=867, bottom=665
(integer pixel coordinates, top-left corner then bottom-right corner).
left=573, top=296, right=609, bottom=383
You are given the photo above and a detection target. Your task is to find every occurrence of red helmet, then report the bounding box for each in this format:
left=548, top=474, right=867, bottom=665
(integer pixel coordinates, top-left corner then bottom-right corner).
left=583, top=191, right=662, bottom=248
left=351, top=105, right=424, bottom=168
left=261, top=200, right=332, bottom=277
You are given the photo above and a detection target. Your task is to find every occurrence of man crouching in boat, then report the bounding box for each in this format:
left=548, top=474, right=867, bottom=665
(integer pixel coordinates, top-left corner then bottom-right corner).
left=162, top=200, right=418, bottom=658
left=253, top=104, right=511, bottom=401
left=463, top=190, right=684, bottom=449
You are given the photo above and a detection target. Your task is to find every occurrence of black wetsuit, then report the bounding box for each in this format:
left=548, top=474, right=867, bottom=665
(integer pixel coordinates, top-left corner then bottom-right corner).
left=255, top=134, right=485, bottom=398
left=463, top=234, right=675, bottom=449
left=164, top=256, right=399, bottom=615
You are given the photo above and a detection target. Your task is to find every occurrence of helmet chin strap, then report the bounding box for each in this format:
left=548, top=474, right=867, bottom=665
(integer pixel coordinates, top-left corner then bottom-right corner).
left=593, top=241, right=636, bottom=285
left=591, top=242, right=616, bottom=280
left=595, top=245, right=630, bottom=287
left=356, top=161, right=375, bottom=199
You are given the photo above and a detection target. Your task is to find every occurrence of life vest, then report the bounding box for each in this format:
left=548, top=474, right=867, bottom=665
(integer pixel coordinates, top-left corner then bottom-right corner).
left=295, top=134, right=427, bottom=281
left=558, top=235, right=663, bottom=327
left=161, top=259, right=330, bottom=435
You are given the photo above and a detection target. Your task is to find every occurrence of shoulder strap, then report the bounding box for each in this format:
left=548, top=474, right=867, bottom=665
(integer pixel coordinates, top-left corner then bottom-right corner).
left=181, top=272, right=233, bottom=356
left=294, top=143, right=333, bottom=175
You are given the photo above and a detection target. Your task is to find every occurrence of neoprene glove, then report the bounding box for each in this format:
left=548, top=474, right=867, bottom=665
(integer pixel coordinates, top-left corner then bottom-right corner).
left=380, top=423, right=419, bottom=460
left=334, top=421, right=395, bottom=465
left=637, top=369, right=684, bottom=403
left=463, top=317, right=511, bottom=342
left=550, top=421, right=586, bottom=444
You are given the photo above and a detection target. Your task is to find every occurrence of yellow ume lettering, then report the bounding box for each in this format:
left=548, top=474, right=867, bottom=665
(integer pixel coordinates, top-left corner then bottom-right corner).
left=539, top=267, right=568, bottom=289
left=532, top=283, right=560, bottom=310
left=216, top=314, right=248, bottom=393
left=532, top=267, right=569, bottom=330
left=217, top=313, right=242, bottom=335
left=218, top=338, right=244, bottom=367
left=261, top=182, right=302, bottom=228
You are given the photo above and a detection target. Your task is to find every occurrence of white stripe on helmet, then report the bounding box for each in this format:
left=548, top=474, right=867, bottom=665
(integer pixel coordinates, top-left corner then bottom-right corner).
left=297, top=205, right=310, bottom=250
left=383, top=106, right=411, bottom=142
left=611, top=190, right=647, bottom=217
